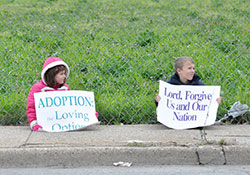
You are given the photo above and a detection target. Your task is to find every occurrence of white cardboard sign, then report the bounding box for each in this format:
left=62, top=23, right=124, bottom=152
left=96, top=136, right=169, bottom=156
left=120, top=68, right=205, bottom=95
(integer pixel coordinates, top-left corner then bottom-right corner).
left=34, top=90, right=98, bottom=132
left=157, top=80, right=220, bottom=129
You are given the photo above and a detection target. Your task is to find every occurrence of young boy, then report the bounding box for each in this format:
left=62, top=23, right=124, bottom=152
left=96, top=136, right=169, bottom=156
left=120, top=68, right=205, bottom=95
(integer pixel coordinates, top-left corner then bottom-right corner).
left=155, top=56, right=222, bottom=106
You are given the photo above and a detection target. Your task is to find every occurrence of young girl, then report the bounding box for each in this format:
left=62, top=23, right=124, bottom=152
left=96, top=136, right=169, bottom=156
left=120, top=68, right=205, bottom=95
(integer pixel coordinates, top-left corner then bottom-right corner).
left=26, top=57, right=71, bottom=131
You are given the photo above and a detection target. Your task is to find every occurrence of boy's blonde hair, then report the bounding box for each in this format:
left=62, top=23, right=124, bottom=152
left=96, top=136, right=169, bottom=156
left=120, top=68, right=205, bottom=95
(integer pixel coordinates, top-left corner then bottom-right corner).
left=174, top=56, right=195, bottom=72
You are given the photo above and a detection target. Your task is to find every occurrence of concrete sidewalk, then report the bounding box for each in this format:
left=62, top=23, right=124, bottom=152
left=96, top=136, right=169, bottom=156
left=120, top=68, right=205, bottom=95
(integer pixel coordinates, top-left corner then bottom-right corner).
left=0, top=124, right=249, bottom=168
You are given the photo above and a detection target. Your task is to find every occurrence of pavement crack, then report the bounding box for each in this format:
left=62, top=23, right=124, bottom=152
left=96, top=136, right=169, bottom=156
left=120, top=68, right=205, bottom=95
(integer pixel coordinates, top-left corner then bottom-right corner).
left=221, top=146, right=227, bottom=165
left=18, top=130, right=33, bottom=148
left=195, top=150, right=202, bottom=165
left=200, top=128, right=208, bottom=144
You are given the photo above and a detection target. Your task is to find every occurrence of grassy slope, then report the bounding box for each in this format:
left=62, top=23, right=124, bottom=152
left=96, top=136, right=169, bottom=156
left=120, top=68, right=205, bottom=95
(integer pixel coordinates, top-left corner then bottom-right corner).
left=0, top=0, right=249, bottom=125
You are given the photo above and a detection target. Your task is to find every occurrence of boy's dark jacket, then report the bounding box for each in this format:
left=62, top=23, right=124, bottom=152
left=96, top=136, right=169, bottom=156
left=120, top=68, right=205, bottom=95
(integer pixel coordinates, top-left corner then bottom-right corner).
left=155, top=73, right=205, bottom=107
left=168, top=73, right=205, bottom=85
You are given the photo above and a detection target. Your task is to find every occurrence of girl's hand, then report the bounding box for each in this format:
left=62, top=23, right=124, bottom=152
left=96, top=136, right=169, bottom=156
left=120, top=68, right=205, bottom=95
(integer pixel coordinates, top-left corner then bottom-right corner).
left=33, top=124, right=43, bottom=131
left=155, top=94, right=161, bottom=102
left=95, top=112, right=99, bottom=118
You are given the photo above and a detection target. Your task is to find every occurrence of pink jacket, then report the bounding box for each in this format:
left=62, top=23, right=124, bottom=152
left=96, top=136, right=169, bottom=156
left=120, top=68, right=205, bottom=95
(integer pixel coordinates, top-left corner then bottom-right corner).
left=26, top=57, right=70, bottom=129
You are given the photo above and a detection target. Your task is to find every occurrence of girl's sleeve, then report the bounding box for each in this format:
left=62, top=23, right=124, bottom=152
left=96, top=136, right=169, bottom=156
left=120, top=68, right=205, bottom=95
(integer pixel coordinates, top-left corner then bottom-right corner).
left=26, top=85, right=39, bottom=129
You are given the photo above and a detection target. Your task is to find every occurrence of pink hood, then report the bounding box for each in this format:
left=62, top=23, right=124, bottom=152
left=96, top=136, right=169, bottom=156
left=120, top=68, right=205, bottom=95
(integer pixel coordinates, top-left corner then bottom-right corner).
left=41, top=57, right=70, bottom=85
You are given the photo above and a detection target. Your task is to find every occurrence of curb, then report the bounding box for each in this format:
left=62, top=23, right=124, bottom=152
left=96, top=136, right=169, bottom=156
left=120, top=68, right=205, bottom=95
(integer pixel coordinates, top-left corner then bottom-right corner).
left=1, top=146, right=249, bottom=168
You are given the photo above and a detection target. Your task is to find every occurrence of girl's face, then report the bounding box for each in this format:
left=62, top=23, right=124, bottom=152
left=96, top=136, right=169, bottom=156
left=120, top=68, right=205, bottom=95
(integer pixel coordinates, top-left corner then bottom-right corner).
left=54, top=70, right=67, bottom=84
left=177, top=61, right=195, bottom=84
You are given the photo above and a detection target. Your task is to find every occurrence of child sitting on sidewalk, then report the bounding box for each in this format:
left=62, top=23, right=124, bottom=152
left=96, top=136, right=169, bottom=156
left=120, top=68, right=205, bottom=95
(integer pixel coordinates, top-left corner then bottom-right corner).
left=27, top=57, right=98, bottom=131
left=26, top=57, right=71, bottom=131
left=155, top=56, right=222, bottom=106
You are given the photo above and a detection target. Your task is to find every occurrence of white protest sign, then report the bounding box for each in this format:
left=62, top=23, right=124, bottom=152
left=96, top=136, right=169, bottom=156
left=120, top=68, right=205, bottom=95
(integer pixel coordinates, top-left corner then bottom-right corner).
left=157, top=80, right=220, bottom=130
left=34, top=90, right=98, bottom=132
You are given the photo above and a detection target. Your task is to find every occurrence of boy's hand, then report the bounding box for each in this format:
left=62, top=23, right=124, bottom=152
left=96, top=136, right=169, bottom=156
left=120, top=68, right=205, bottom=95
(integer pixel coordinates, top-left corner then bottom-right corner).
left=216, top=97, right=223, bottom=105
left=155, top=94, right=161, bottom=102
left=33, top=124, right=43, bottom=131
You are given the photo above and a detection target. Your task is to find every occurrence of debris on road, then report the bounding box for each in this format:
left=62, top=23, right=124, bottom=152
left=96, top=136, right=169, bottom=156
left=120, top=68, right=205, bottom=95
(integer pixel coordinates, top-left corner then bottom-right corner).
left=113, top=162, right=132, bottom=167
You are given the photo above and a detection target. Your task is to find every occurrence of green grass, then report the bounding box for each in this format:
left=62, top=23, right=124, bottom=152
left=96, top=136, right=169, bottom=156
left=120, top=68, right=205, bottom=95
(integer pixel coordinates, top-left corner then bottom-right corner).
left=0, top=0, right=249, bottom=125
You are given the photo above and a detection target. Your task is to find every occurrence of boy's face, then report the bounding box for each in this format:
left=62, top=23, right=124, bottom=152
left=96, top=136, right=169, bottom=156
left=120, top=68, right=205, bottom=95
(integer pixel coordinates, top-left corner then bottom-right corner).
left=54, top=70, right=67, bottom=85
left=177, top=61, right=195, bottom=84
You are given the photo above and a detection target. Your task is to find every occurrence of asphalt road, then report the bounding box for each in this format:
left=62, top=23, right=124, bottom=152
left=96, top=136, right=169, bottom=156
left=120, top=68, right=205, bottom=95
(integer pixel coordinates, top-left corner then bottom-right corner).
left=1, top=165, right=250, bottom=175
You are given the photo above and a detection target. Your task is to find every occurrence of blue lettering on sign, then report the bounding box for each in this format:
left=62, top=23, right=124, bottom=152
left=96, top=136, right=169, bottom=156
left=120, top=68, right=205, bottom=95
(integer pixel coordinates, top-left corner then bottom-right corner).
left=54, top=96, right=61, bottom=107
left=166, top=99, right=175, bottom=109
left=55, top=110, right=89, bottom=122
left=52, top=122, right=86, bottom=131
left=176, top=102, right=190, bottom=111
left=38, top=98, right=45, bottom=108
left=78, top=96, right=85, bottom=106
left=46, top=97, right=53, bottom=107
left=61, top=96, right=68, bottom=105
left=173, top=112, right=197, bottom=121
left=85, top=97, right=92, bottom=106
left=185, top=91, right=212, bottom=101
left=38, top=95, right=94, bottom=108
left=192, top=102, right=207, bottom=111
left=164, top=87, right=182, bottom=100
